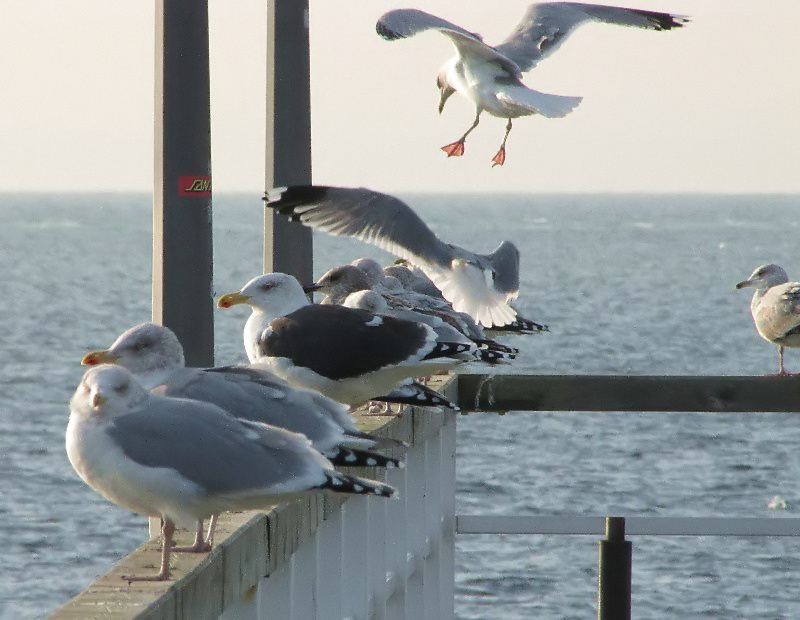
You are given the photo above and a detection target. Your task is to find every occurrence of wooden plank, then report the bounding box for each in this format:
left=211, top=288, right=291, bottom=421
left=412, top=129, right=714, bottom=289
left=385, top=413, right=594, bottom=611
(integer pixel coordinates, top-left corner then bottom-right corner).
left=456, top=373, right=800, bottom=413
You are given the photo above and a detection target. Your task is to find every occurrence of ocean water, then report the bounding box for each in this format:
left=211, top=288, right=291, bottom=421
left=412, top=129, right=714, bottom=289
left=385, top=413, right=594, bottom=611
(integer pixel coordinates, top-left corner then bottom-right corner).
left=3, top=192, right=800, bottom=618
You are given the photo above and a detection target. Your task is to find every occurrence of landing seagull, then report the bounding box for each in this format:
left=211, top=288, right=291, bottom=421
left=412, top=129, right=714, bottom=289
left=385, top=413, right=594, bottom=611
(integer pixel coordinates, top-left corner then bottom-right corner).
left=736, top=264, right=800, bottom=375
left=66, top=365, right=395, bottom=581
left=266, top=185, right=524, bottom=327
left=376, top=3, right=687, bottom=166
left=217, top=272, right=472, bottom=407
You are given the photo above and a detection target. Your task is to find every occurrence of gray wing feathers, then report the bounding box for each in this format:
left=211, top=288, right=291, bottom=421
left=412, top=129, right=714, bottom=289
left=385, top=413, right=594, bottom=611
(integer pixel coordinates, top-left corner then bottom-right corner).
left=377, top=8, right=480, bottom=42
left=277, top=187, right=456, bottom=269
left=487, top=240, right=521, bottom=296
left=107, top=399, right=322, bottom=496
left=496, top=2, right=687, bottom=73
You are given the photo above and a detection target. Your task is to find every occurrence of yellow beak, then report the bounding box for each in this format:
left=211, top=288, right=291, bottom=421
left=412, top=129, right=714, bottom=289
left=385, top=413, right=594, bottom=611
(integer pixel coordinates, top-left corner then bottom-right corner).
left=217, top=291, right=251, bottom=309
left=81, top=350, right=119, bottom=366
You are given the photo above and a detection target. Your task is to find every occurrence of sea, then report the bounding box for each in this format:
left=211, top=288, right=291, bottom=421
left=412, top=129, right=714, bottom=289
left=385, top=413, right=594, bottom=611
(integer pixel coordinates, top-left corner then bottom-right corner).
left=3, top=192, right=800, bottom=619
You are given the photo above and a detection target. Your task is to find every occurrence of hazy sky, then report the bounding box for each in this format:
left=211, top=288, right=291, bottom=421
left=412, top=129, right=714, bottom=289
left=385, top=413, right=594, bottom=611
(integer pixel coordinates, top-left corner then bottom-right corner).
left=2, top=1, right=798, bottom=194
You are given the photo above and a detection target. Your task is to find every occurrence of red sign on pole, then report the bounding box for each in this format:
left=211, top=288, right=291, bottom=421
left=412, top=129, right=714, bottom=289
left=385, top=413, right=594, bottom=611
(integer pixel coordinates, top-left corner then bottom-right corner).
left=179, top=175, right=212, bottom=196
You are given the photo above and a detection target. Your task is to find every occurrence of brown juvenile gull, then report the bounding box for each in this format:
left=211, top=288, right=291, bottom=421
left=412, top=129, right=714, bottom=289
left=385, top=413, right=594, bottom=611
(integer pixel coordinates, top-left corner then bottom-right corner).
left=376, top=3, right=687, bottom=165
left=66, top=365, right=396, bottom=581
left=736, top=264, right=800, bottom=375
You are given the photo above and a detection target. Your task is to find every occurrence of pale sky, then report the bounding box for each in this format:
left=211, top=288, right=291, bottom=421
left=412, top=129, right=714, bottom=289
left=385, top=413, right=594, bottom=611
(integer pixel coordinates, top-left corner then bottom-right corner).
left=1, top=1, right=798, bottom=194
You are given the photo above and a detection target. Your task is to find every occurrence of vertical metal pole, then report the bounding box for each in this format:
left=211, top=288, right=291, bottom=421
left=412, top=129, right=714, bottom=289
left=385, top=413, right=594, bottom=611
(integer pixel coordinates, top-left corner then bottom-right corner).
left=264, top=0, right=313, bottom=281
left=153, top=0, right=214, bottom=367
left=597, top=516, right=632, bottom=620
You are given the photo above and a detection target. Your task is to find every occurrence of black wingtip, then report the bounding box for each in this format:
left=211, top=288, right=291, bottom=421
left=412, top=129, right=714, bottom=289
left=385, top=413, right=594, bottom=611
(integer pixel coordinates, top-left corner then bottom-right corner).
left=376, top=20, right=403, bottom=41
left=328, top=446, right=403, bottom=469
left=263, top=185, right=331, bottom=212
left=323, top=472, right=396, bottom=498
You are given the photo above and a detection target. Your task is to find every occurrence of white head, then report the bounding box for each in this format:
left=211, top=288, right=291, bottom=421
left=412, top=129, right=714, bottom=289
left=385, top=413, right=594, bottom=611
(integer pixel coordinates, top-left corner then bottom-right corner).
left=71, top=364, right=149, bottom=420
left=81, top=323, right=185, bottom=388
left=342, top=289, right=389, bottom=314
left=736, top=264, right=790, bottom=292
left=350, top=258, right=385, bottom=288
left=218, top=273, right=309, bottom=320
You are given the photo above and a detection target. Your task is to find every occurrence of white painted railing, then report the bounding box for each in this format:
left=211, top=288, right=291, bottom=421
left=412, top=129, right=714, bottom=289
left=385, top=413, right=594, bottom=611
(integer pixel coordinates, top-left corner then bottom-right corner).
left=50, top=390, right=456, bottom=620
left=219, top=410, right=456, bottom=620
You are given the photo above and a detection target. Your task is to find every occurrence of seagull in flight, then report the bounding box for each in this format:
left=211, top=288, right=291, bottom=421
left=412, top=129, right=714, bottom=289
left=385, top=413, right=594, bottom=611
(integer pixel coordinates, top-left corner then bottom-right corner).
left=266, top=185, right=525, bottom=327
left=376, top=3, right=688, bottom=166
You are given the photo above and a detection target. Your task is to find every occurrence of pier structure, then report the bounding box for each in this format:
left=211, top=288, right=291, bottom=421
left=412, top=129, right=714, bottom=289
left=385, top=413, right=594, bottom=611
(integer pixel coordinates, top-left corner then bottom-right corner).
left=51, top=2, right=800, bottom=618
left=52, top=373, right=800, bottom=619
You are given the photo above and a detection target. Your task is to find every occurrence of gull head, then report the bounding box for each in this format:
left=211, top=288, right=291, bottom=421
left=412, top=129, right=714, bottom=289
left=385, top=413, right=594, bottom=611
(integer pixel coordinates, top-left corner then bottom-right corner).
left=82, top=323, right=185, bottom=379
left=218, top=273, right=308, bottom=319
left=736, top=264, right=790, bottom=292
left=71, top=364, right=148, bottom=419
left=342, top=290, right=388, bottom=314
left=436, top=72, right=456, bottom=114
left=311, top=265, right=371, bottom=302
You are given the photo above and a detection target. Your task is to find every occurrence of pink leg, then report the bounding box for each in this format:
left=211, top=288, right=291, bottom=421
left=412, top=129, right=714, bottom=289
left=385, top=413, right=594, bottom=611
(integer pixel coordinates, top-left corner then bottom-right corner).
left=123, top=519, right=175, bottom=582
left=491, top=119, right=513, bottom=167
left=172, top=518, right=213, bottom=553
left=441, top=113, right=480, bottom=158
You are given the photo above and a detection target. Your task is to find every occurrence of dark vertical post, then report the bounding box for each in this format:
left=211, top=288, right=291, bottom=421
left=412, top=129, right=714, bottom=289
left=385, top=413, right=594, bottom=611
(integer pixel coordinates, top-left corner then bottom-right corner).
left=597, top=516, right=632, bottom=620
left=264, top=0, right=313, bottom=281
left=153, top=0, right=214, bottom=367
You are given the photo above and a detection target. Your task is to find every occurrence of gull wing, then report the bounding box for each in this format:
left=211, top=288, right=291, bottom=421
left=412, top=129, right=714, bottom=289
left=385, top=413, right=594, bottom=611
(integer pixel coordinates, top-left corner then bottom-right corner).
left=496, top=2, right=688, bottom=73
left=377, top=8, right=521, bottom=77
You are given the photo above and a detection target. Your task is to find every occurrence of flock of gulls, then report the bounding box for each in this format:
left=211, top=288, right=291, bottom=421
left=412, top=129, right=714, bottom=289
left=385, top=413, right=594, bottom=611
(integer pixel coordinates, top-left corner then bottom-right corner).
left=64, top=2, right=711, bottom=583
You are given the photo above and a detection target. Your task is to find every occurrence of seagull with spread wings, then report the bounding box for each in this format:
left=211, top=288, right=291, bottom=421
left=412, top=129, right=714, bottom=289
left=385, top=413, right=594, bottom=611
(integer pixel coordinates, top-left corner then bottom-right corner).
left=376, top=3, right=688, bottom=165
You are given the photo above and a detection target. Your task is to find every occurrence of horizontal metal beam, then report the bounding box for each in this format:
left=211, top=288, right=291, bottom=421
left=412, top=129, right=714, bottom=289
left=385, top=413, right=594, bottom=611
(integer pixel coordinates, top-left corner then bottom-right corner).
left=456, top=515, right=800, bottom=537
left=456, top=374, right=800, bottom=413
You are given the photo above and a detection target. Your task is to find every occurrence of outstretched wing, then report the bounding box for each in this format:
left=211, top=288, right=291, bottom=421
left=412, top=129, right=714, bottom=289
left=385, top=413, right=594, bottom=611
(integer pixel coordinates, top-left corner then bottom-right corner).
left=496, top=2, right=688, bottom=73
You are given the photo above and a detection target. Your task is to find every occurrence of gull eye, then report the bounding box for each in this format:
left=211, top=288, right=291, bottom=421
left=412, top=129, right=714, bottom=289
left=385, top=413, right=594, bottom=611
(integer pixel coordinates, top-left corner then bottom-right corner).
left=113, top=382, right=129, bottom=395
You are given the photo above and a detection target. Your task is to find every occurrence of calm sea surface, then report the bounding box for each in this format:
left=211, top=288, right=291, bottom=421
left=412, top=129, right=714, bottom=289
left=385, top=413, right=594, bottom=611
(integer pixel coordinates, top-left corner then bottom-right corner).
left=3, top=192, right=800, bottom=618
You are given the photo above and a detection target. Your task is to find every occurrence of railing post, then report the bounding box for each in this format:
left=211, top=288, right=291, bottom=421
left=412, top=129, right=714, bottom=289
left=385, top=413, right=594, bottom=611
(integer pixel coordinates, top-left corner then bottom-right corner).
left=597, top=516, right=631, bottom=620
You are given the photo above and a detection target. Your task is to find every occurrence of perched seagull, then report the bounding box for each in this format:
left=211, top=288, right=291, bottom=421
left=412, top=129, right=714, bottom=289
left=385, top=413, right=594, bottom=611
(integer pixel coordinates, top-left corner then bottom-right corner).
left=81, top=323, right=405, bottom=550
left=66, top=365, right=395, bottom=581
left=80, top=323, right=401, bottom=463
left=736, top=264, right=800, bottom=375
left=217, top=272, right=471, bottom=407
left=266, top=185, right=524, bottom=328
left=376, top=4, right=687, bottom=165
left=342, top=289, right=514, bottom=364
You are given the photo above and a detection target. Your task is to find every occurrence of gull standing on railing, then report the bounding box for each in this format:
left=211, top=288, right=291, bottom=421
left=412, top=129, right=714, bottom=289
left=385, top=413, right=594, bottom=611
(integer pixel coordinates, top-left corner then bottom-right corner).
left=376, top=3, right=688, bottom=165
left=736, top=264, right=800, bottom=375
left=217, top=272, right=473, bottom=407
left=66, top=365, right=396, bottom=582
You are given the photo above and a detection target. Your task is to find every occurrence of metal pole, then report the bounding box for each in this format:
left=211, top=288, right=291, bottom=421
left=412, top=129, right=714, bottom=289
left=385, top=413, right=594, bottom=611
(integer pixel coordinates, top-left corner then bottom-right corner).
left=152, top=0, right=214, bottom=367
left=264, top=0, right=313, bottom=281
left=597, top=516, right=632, bottom=620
